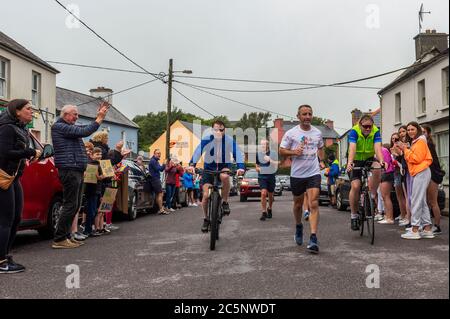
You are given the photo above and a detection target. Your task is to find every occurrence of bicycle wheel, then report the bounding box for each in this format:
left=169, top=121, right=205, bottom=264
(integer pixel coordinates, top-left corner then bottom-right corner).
left=209, top=192, right=221, bottom=250
left=364, top=192, right=375, bottom=245
left=359, top=194, right=365, bottom=237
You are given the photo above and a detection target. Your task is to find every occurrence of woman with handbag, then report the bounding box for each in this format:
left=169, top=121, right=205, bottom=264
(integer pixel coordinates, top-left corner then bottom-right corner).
left=0, top=99, right=41, bottom=274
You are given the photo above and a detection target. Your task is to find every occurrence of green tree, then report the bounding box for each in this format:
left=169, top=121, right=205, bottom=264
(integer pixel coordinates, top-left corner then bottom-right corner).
left=133, top=108, right=230, bottom=151
left=234, top=112, right=272, bottom=130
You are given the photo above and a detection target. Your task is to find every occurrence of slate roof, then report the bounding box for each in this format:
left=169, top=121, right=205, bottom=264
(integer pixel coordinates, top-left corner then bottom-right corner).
left=0, top=31, right=59, bottom=74
left=56, top=87, right=139, bottom=128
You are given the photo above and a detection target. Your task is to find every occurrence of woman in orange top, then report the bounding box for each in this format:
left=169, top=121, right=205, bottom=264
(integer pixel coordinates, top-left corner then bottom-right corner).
left=396, top=122, right=434, bottom=240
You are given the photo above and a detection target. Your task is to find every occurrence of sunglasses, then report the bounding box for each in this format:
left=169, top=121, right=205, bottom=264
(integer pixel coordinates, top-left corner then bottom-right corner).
left=393, top=138, right=399, bottom=143
left=214, top=128, right=225, bottom=132
left=362, top=125, right=372, bottom=130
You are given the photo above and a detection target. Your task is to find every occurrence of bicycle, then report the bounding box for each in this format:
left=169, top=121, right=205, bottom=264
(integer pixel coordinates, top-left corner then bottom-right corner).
left=352, top=161, right=384, bottom=245
left=203, top=169, right=234, bottom=250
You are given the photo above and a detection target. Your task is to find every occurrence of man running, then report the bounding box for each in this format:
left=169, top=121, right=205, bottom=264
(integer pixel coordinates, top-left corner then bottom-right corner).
left=190, top=120, right=245, bottom=232
left=256, top=139, right=279, bottom=221
left=346, top=114, right=385, bottom=231
left=280, top=105, right=326, bottom=254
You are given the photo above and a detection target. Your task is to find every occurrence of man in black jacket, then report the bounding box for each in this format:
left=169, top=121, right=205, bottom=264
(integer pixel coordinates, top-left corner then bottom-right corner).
left=51, top=102, right=109, bottom=249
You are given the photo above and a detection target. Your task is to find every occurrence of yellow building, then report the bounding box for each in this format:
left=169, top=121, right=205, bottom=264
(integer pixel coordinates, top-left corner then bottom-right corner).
left=149, top=120, right=206, bottom=167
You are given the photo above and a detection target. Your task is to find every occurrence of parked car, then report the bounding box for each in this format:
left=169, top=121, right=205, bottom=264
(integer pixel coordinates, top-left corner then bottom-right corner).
left=278, top=175, right=291, bottom=191
left=274, top=176, right=283, bottom=196
left=120, top=159, right=157, bottom=220
left=334, top=173, right=446, bottom=215
left=239, top=169, right=261, bottom=202
left=319, top=171, right=330, bottom=206
left=229, top=175, right=238, bottom=196
left=18, top=133, right=63, bottom=239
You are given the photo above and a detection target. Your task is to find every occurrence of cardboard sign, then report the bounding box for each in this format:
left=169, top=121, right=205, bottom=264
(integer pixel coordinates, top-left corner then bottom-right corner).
left=100, top=160, right=115, bottom=178
left=84, top=164, right=98, bottom=184
left=98, top=188, right=118, bottom=212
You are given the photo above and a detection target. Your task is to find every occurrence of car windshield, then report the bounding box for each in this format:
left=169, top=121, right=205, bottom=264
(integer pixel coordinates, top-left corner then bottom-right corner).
left=245, top=171, right=258, bottom=179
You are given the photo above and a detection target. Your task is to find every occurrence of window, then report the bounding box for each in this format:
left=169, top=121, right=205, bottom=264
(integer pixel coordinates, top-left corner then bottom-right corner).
left=443, top=67, right=449, bottom=107
left=436, top=131, right=449, bottom=185
left=418, top=79, right=426, bottom=114
left=0, top=58, right=9, bottom=99
left=32, top=71, right=41, bottom=107
left=395, top=92, right=401, bottom=123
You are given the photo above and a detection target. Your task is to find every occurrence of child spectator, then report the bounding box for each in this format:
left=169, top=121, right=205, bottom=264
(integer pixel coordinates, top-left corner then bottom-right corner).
left=83, top=147, right=105, bottom=237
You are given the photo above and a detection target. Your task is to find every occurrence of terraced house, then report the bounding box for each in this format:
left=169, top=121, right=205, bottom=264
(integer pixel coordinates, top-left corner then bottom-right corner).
left=0, top=31, right=59, bottom=142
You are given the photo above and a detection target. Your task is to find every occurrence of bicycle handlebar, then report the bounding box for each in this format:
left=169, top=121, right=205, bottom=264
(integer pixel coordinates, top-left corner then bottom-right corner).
left=202, top=169, right=238, bottom=176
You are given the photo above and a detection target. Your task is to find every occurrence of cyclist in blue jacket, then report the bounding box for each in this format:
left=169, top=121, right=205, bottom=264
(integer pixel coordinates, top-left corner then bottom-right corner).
left=190, top=120, right=245, bottom=232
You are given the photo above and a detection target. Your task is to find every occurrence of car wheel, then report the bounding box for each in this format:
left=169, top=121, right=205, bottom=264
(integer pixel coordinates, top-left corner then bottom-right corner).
left=128, top=192, right=138, bottom=220
left=38, top=196, right=62, bottom=239
left=336, top=190, right=347, bottom=211
left=240, top=195, right=247, bottom=202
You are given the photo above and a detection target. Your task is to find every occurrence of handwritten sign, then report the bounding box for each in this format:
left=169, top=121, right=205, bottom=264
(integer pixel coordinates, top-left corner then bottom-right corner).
left=84, top=164, right=98, bottom=184
left=98, top=188, right=118, bottom=213
left=100, top=160, right=115, bottom=178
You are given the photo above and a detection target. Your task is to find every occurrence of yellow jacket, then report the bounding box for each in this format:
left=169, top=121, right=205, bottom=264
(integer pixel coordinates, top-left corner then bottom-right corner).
left=404, top=136, right=432, bottom=177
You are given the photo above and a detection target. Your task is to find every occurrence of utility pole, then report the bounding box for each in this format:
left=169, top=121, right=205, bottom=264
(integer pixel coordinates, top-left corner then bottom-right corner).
left=166, top=58, right=173, bottom=161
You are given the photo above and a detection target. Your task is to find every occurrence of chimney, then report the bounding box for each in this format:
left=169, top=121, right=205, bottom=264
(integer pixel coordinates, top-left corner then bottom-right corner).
left=272, top=118, right=285, bottom=144
left=325, top=119, right=334, bottom=130
left=89, top=87, right=113, bottom=105
left=414, top=30, right=449, bottom=60
left=351, top=108, right=362, bottom=126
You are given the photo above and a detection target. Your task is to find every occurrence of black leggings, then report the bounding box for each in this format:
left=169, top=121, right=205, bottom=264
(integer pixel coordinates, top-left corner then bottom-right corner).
left=0, top=179, right=23, bottom=260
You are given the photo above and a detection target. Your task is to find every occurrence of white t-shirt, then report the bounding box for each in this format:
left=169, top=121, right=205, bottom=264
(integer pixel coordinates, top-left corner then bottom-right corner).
left=280, top=125, right=324, bottom=178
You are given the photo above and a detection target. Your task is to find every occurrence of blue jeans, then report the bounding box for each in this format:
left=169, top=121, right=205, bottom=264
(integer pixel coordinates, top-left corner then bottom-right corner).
left=166, top=184, right=176, bottom=209
left=85, top=194, right=99, bottom=234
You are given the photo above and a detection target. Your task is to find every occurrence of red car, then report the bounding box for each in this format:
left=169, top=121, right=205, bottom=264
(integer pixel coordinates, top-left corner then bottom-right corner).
left=239, top=169, right=261, bottom=202
left=18, top=133, right=63, bottom=238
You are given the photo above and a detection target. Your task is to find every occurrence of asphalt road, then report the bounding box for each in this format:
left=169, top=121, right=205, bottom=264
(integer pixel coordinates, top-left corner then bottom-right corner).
left=1, top=194, right=448, bottom=299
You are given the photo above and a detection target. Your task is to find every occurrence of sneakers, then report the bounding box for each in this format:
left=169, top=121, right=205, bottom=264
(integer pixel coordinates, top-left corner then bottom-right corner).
left=399, top=219, right=410, bottom=227
left=201, top=219, right=210, bottom=233
left=432, top=225, right=442, bottom=235
left=419, top=230, right=435, bottom=239
left=401, top=230, right=421, bottom=240
left=267, top=208, right=272, bottom=219
left=70, top=238, right=84, bottom=246
left=100, top=228, right=111, bottom=235
left=169, top=208, right=176, bottom=212
left=351, top=218, right=360, bottom=231
left=377, top=219, right=394, bottom=225
left=260, top=212, right=267, bottom=221
left=106, top=224, right=120, bottom=231
left=0, top=258, right=25, bottom=274
left=295, top=223, right=303, bottom=246
left=222, top=202, right=231, bottom=216
left=52, top=239, right=80, bottom=249
left=192, top=203, right=198, bottom=207
left=72, top=232, right=87, bottom=241
left=303, top=211, right=310, bottom=221
left=306, top=235, right=319, bottom=254
left=374, top=214, right=384, bottom=221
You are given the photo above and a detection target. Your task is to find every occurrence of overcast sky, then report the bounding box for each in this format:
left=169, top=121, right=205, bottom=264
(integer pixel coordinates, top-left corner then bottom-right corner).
left=2, top=0, right=449, bottom=133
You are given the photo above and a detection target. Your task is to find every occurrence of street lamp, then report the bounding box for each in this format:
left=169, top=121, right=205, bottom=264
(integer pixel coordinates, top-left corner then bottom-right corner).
left=165, top=59, right=193, bottom=161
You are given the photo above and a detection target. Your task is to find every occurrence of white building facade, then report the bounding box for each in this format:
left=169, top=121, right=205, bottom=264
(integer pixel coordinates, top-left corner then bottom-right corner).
left=0, top=31, right=59, bottom=143
left=379, top=30, right=449, bottom=209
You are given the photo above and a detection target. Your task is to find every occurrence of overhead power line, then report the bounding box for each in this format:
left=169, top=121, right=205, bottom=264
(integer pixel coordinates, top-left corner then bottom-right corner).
left=53, top=0, right=165, bottom=82
left=76, top=78, right=160, bottom=107
left=172, top=86, right=216, bottom=117
left=177, top=81, right=296, bottom=120
left=173, top=81, right=381, bottom=93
